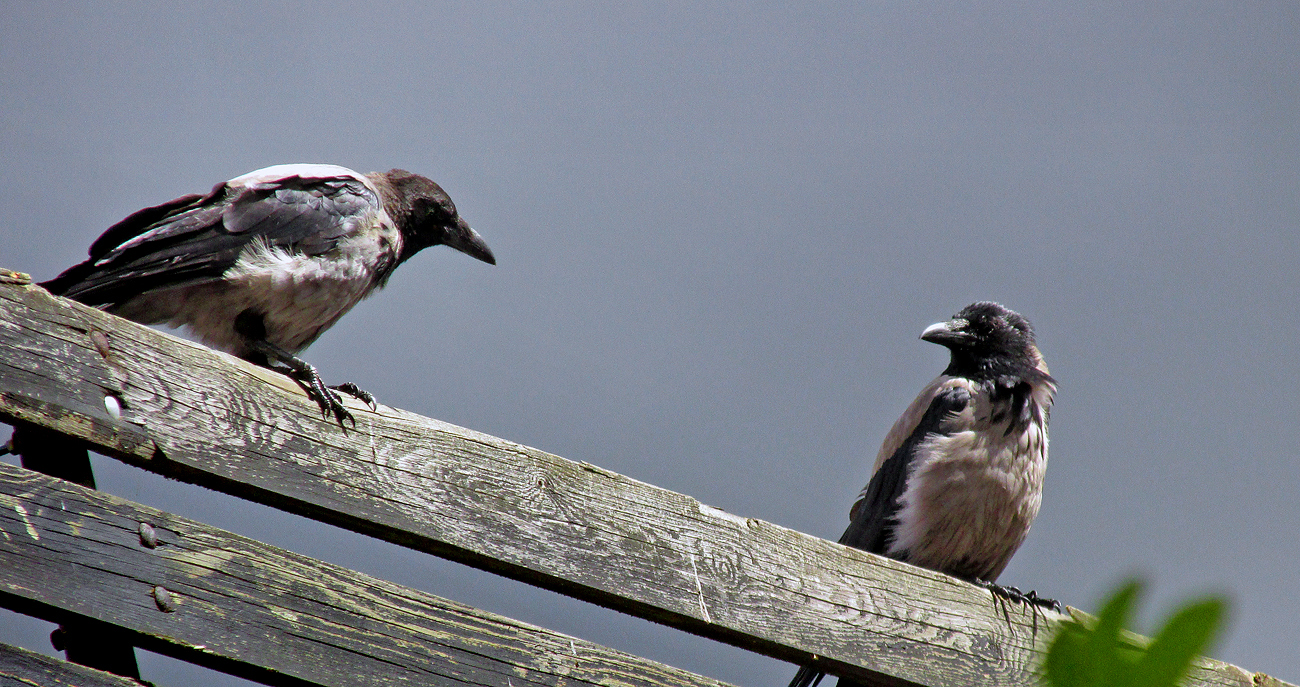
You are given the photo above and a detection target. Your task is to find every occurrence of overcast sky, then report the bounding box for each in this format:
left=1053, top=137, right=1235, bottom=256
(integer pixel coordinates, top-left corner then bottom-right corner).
left=2, top=3, right=1298, bottom=685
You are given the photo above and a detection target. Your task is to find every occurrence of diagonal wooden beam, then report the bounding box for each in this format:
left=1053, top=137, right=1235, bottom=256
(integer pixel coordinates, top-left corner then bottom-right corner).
left=0, top=463, right=732, bottom=687
left=0, top=642, right=144, bottom=687
left=0, top=275, right=1281, bottom=687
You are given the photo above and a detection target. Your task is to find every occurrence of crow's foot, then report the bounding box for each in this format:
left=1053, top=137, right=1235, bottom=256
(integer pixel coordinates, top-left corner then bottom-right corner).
left=330, top=382, right=377, bottom=411
left=976, top=580, right=1063, bottom=612
left=239, top=324, right=359, bottom=429
left=290, top=363, right=355, bottom=428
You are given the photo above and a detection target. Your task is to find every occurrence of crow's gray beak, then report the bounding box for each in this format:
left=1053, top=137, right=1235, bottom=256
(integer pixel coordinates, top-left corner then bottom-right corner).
left=920, top=318, right=971, bottom=347
left=450, top=223, right=495, bottom=265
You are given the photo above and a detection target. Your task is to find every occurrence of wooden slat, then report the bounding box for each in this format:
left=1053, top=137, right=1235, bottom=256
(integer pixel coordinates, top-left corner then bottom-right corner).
left=0, top=278, right=1284, bottom=687
left=0, top=643, right=141, bottom=687
left=9, top=421, right=142, bottom=679
left=0, top=463, right=731, bottom=687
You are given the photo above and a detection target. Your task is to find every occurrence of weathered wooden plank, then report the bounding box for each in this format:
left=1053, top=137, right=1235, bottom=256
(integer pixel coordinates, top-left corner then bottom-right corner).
left=9, top=422, right=143, bottom=679
left=0, top=279, right=1284, bottom=687
left=0, top=463, right=732, bottom=687
left=0, top=642, right=142, bottom=687
left=4, top=266, right=144, bottom=679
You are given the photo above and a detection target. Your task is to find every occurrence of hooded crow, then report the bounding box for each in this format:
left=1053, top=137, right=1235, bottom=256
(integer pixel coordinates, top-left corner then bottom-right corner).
left=42, top=164, right=495, bottom=425
left=789, top=302, right=1056, bottom=687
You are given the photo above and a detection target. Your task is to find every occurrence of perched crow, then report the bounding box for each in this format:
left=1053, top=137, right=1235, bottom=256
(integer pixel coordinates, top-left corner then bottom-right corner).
left=43, top=164, right=495, bottom=425
left=789, top=302, right=1057, bottom=687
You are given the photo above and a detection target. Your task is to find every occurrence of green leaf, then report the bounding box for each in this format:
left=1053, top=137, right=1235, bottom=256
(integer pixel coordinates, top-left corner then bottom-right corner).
left=1086, top=579, right=1142, bottom=687
left=1130, top=597, right=1226, bottom=687
left=1042, top=580, right=1141, bottom=687
left=1041, top=621, right=1092, bottom=687
left=1039, top=581, right=1228, bottom=687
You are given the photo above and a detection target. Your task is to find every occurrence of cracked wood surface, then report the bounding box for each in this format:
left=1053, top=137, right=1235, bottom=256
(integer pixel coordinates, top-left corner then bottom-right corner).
left=0, top=463, right=730, bottom=687
left=0, top=642, right=142, bottom=687
left=0, top=463, right=728, bottom=687
left=0, top=276, right=1282, bottom=687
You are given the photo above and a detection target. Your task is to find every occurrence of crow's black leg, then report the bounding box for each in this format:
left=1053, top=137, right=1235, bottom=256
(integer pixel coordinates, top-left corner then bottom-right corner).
left=235, top=310, right=357, bottom=427
left=975, top=579, right=1063, bottom=612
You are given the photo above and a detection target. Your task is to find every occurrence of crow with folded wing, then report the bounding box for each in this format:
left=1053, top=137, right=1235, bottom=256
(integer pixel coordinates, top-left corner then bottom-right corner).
left=42, top=164, right=495, bottom=425
left=789, top=302, right=1057, bottom=687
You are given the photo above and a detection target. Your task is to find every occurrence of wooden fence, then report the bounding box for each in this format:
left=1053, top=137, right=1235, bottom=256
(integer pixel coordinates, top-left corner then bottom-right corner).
left=0, top=269, right=1289, bottom=687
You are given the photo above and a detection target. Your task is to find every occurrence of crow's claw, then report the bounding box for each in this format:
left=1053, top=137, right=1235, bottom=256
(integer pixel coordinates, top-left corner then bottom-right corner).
left=1023, top=588, right=1065, bottom=613
left=241, top=332, right=360, bottom=430
left=330, top=382, right=377, bottom=411
left=976, top=579, right=1062, bottom=612
left=292, top=363, right=355, bottom=429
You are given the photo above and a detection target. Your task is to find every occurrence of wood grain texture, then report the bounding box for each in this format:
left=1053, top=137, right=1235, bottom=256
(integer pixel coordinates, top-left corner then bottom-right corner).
left=0, top=463, right=731, bottom=687
left=9, top=422, right=142, bottom=680
left=0, top=279, right=1286, bottom=687
left=0, top=643, right=142, bottom=687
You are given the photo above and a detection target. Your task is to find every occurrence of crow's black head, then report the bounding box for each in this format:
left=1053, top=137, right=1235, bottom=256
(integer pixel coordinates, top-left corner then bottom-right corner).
left=921, top=301, right=1042, bottom=380
left=381, top=169, right=496, bottom=265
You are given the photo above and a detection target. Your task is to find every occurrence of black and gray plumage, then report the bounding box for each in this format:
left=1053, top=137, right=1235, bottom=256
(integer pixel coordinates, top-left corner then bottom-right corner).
left=789, top=302, right=1056, bottom=687
left=42, top=164, right=495, bottom=425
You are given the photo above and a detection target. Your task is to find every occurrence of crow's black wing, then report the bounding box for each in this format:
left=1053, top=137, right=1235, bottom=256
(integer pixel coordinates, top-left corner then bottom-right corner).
left=787, top=381, right=971, bottom=687
left=43, top=167, right=379, bottom=306
left=838, top=382, right=970, bottom=553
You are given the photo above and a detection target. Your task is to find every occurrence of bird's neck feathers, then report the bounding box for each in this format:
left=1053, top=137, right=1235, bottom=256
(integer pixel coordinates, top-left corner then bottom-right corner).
left=945, top=348, right=1056, bottom=436
left=368, top=171, right=452, bottom=265
left=369, top=173, right=428, bottom=261
left=369, top=173, right=413, bottom=231
left=944, top=346, right=1055, bottom=392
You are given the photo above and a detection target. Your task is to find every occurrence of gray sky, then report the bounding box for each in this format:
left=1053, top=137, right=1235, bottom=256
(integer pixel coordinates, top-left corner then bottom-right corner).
left=3, top=3, right=1298, bottom=685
